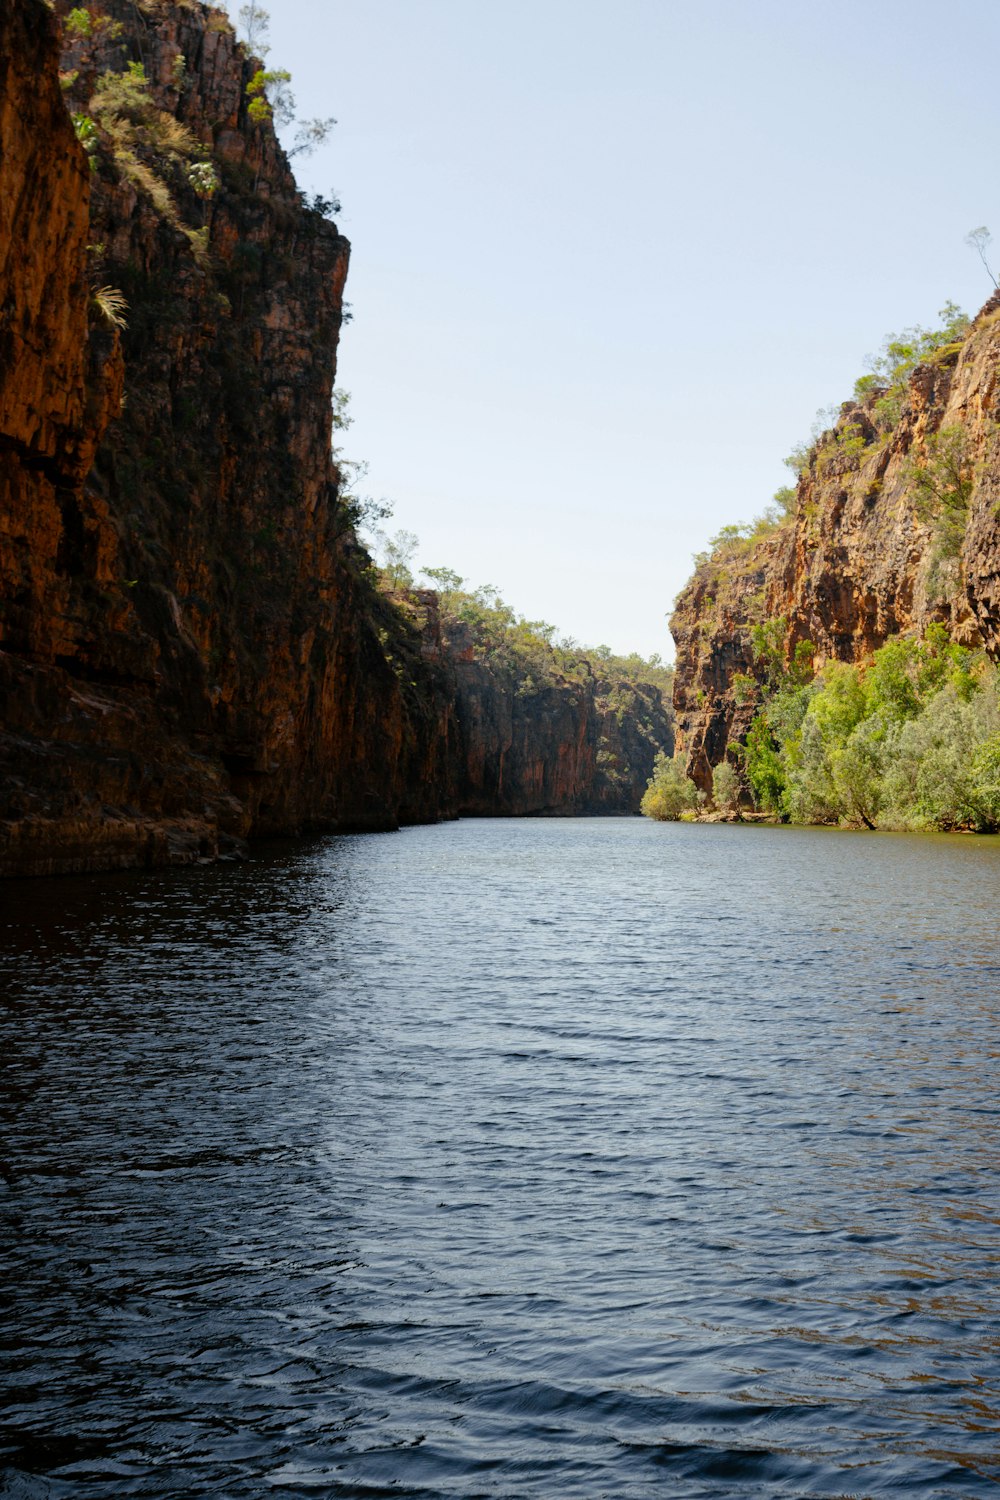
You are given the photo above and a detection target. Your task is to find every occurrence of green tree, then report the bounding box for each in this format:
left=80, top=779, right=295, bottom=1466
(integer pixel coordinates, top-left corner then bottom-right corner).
left=711, top=760, right=740, bottom=814
left=376, top=529, right=419, bottom=591
left=641, top=753, right=699, bottom=821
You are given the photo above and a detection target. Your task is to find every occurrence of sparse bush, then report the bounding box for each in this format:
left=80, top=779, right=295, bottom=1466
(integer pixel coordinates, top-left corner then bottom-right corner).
left=186, top=160, right=219, bottom=198
left=82, top=59, right=218, bottom=255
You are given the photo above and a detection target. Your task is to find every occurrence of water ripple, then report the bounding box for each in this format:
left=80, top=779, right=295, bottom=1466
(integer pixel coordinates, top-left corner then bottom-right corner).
left=2, top=820, right=1000, bottom=1496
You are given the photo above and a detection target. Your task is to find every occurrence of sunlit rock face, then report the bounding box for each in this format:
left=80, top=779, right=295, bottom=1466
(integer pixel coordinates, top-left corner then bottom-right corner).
left=0, top=0, right=672, bottom=873
left=671, top=294, right=1000, bottom=790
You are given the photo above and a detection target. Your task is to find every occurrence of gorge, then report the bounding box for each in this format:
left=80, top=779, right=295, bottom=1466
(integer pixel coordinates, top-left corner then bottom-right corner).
left=0, top=0, right=673, bottom=877
left=5, top=8, right=1000, bottom=1496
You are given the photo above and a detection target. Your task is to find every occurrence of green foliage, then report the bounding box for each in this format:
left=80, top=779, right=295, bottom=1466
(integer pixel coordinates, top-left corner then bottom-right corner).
left=696, top=303, right=974, bottom=596
left=331, top=388, right=353, bottom=433
left=414, top=569, right=673, bottom=701
left=711, top=759, right=740, bottom=814
left=709, top=522, right=753, bottom=555
left=237, top=4, right=329, bottom=152
left=882, top=686, right=1000, bottom=831
left=849, top=303, right=970, bottom=437
left=741, top=624, right=1000, bottom=831
left=63, top=5, right=122, bottom=42
left=238, top=0, right=271, bottom=57
left=186, top=160, right=219, bottom=198
left=421, top=565, right=464, bottom=596
left=72, top=111, right=100, bottom=162
left=749, top=617, right=812, bottom=690
left=246, top=71, right=272, bottom=123
left=65, top=6, right=93, bottom=36
left=738, top=620, right=816, bottom=816
left=966, top=226, right=999, bottom=290
left=301, top=190, right=342, bottom=219
left=376, top=529, right=419, bottom=591
left=818, top=421, right=868, bottom=469
left=744, top=712, right=786, bottom=813
left=904, top=426, right=973, bottom=592
left=705, top=486, right=798, bottom=565
left=855, top=302, right=970, bottom=399
left=330, top=392, right=394, bottom=534
left=82, top=57, right=218, bottom=248
left=245, top=67, right=294, bottom=127
left=641, top=752, right=699, bottom=821
left=289, top=118, right=337, bottom=160
left=731, top=671, right=757, bottom=707
left=184, top=225, right=212, bottom=268
left=784, top=440, right=812, bottom=476
left=911, top=426, right=974, bottom=520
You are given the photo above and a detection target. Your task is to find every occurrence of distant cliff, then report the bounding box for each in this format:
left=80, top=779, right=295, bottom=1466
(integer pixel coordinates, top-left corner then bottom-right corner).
left=0, top=0, right=671, bottom=875
left=415, top=591, right=673, bottom=816
left=671, top=296, right=1000, bottom=789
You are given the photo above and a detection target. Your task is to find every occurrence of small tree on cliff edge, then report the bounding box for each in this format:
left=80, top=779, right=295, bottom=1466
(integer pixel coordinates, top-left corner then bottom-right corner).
left=966, top=226, right=999, bottom=290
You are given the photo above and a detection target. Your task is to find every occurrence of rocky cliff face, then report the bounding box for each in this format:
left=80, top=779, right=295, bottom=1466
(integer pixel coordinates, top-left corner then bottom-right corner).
left=417, top=596, right=673, bottom=815
left=671, top=297, right=1000, bottom=789
left=0, top=0, right=670, bottom=874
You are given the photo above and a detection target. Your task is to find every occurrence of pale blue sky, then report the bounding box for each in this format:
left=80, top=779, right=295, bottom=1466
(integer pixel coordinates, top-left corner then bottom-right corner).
left=254, top=0, right=999, bottom=658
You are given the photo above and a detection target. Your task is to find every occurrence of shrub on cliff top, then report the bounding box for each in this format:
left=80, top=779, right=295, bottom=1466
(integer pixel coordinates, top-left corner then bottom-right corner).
left=852, top=301, right=970, bottom=411
left=700, top=300, right=972, bottom=573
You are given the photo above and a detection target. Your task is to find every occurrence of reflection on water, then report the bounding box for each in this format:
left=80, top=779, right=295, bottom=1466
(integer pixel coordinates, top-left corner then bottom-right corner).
left=2, top=820, right=1000, bottom=1497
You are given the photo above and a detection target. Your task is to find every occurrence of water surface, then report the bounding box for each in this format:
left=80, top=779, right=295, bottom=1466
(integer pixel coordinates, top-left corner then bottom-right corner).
left=2, top=819, right=1000, bottom=1497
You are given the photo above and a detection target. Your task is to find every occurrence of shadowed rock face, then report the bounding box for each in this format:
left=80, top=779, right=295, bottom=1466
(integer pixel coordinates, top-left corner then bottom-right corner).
left=671, top=296, right=1000, bottom=790
left=416, top=598, right=674, bottom=817
left=0, top=0, right=672, bottom=874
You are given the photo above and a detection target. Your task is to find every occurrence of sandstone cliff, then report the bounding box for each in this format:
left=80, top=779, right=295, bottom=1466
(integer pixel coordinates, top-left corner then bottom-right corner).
left=0, top=0, right=671, bottom=874
left=671, top=296, right=1000, bottom=789
left=415, top=594, right=673, bottom=816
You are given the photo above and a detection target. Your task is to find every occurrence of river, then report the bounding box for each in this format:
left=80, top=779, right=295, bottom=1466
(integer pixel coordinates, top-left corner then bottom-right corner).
left=2, top=818, right=999, bottom=1497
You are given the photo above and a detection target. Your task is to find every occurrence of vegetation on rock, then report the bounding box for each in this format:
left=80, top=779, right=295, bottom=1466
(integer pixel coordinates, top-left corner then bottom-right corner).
left=729, top=623, right=1000, bottom=832
left=692, top=302, right=974, bottom=578
left=415, top=566, right=673, bottom=700
left=670, top=273, right=1000, bottom=829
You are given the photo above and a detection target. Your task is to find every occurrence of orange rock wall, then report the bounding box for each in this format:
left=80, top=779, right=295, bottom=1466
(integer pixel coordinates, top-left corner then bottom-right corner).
left=0, top=0, right=672, bottom=873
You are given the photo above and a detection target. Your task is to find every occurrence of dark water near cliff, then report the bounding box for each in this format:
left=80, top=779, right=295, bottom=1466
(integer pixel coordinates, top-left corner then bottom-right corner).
left=2, top=819, right=1000, bottom=1499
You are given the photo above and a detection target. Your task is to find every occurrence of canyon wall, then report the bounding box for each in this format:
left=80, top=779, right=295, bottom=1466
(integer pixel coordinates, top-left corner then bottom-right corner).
left=0, top=0, right=670, bottom=874
left=418, top=597, right=673, bottom=816
left=671, top=298, right=1000, bottom=788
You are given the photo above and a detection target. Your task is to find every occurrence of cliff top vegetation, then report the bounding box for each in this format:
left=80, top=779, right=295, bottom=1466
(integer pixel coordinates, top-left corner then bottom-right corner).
left=691, top=298, right=975, bottom=575
left=364, top=533, right=673, bottom=702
